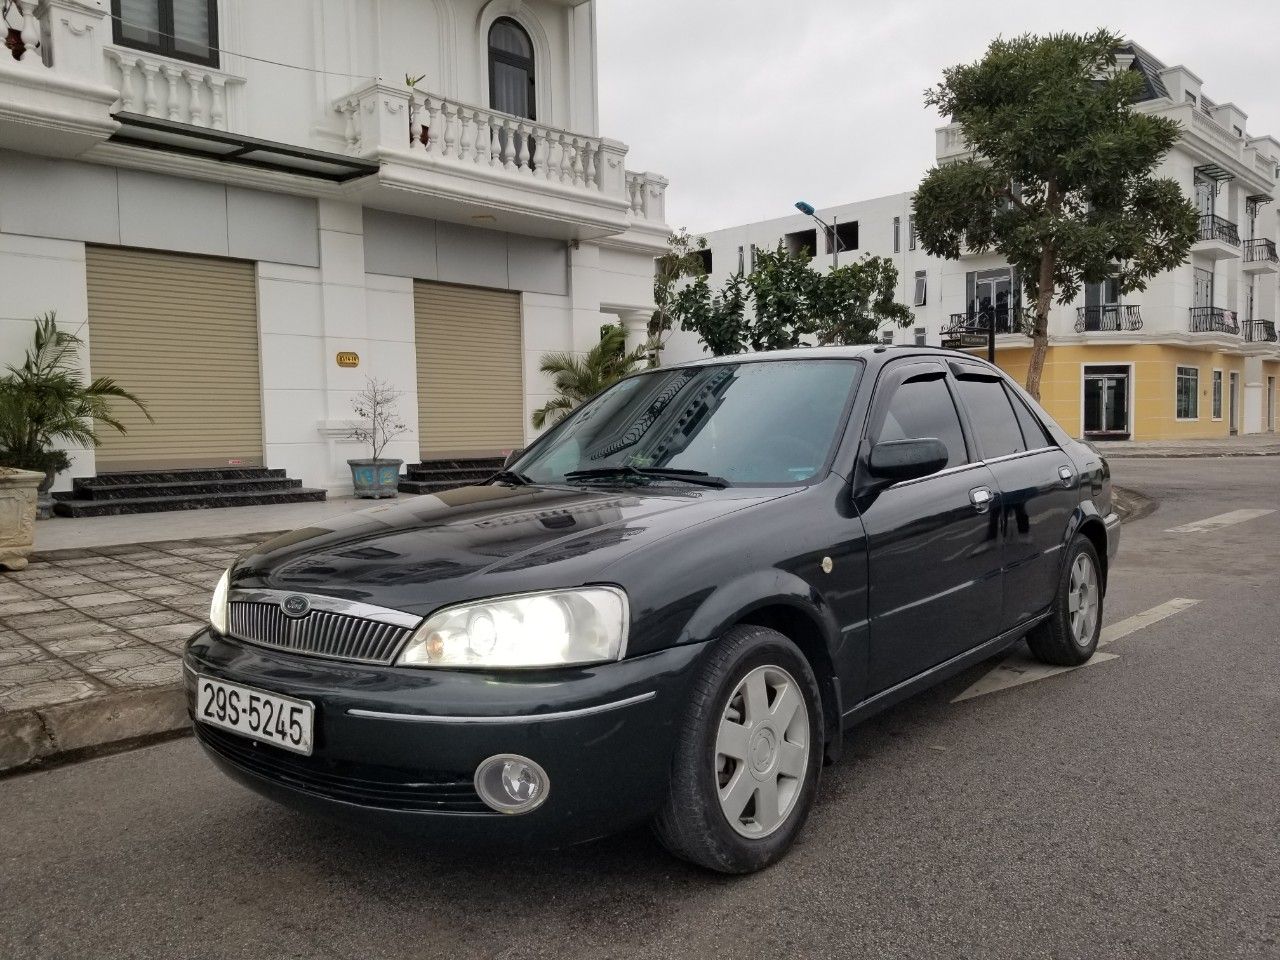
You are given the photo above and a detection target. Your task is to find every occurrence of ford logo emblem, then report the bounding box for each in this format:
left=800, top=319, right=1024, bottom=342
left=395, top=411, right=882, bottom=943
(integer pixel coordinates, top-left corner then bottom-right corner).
left=281, top=595, right=311, bottom=618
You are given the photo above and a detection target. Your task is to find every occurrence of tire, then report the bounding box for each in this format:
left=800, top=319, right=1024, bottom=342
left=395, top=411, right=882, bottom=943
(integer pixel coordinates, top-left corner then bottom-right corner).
left=1026, top=535, right=1103, bottom=666
left=652, top=624, right=824, bottom=873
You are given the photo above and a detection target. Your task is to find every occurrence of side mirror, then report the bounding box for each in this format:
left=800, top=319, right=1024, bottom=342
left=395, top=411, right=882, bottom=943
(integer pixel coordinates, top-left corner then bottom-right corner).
left=867, top=438, right=949, bottom=483
left=502, top=448, right=525, bottom=469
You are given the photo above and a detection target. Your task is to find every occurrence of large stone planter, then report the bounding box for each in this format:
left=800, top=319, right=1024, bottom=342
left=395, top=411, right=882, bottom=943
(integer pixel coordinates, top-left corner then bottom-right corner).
left=348, top=458, right=402, bottom=499
left=0, top=468, right=43, bottom=571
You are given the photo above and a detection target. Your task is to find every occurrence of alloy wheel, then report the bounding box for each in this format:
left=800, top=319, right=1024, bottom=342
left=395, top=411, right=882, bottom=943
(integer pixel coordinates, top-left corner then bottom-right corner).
left=714, top=664, right=810, bottom=838
left=1068, top=552, right=1098, bottom=646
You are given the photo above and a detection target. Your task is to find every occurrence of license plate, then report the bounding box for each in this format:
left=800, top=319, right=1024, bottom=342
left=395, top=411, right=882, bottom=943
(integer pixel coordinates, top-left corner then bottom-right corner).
left=195, top=676, right=314, bottom=756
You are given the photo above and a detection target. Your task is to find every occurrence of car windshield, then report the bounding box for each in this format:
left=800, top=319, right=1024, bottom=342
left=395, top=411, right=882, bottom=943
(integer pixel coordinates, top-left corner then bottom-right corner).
left=513, top=359, right=863, bottom=487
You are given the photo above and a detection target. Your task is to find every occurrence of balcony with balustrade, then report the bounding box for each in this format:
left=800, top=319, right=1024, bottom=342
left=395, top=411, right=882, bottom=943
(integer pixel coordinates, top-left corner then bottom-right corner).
left=1075, top=304, right=1143, bottom=333
left=1192, top=214, right=1242, bottom=261
left=331, top=81, right=668, bottom=243
left=944, top=305, right=1033, bottom=338
left=1242, top=238, right=1280, bottom=275
left=1188, top=306, right=1240, bottom=336
left=1242, top=320, right=1278, bottom=344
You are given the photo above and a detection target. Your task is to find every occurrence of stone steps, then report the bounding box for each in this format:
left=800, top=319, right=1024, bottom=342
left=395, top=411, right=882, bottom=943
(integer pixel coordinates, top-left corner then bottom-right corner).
left=52, top=467, right=325, bottom=518
left=398, top=457, right=504, bottom=496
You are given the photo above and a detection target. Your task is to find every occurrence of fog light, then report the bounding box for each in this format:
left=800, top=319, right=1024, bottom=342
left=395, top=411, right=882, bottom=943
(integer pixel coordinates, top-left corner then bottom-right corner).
left=474, top=754, right=549, bottom=814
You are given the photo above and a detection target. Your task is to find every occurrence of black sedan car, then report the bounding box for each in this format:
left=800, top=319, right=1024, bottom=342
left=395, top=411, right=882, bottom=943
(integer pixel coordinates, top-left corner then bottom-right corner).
left=186, top=346, right=1119, bottom=873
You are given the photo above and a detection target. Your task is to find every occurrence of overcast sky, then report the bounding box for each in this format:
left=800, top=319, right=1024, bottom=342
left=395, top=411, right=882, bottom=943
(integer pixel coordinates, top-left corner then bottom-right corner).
left=597, top=0, right=1280, bottom=234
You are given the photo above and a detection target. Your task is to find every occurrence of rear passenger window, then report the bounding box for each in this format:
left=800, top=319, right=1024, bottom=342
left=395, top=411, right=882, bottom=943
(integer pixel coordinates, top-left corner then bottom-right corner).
left=1004, top=383, right=1055, bottom=449
left=877, top=374, right=968, bottom=468
left=954, top=377, right=1026, bottom=459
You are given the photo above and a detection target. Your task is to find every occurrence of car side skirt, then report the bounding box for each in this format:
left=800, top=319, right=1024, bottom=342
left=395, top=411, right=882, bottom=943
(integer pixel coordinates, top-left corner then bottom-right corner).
left=840, top=611, right=1051, bottom=728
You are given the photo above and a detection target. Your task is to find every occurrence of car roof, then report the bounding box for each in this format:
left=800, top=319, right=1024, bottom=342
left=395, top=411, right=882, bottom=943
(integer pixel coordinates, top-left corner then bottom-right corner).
left=665, top=345, right=998, bottom=372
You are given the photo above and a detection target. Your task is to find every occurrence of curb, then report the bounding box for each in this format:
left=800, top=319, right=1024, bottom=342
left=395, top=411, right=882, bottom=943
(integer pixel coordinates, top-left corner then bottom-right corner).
left=0, top=684, right=187, bottom=776
left=1106, top=450, right=1280, bottom=459
left=1113, top=486, right=1157, bottom=524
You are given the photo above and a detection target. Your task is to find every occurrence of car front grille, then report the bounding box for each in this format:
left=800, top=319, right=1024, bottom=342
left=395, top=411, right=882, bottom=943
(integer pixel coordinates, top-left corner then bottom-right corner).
left=196, top=725, right=490, bottom=813
left=228, top=601, right=412, bottom=665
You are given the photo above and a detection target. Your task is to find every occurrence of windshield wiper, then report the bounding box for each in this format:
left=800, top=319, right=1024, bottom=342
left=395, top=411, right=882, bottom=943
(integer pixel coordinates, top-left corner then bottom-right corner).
left=487, top=469, right=534, bottom=486
left=562, top=466, right=729, bottom=489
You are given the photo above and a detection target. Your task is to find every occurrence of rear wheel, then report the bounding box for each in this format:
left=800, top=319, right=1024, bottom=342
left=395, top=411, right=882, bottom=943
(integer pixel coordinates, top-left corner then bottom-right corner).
left=1027, top=535, right=1102, bottom=666
left=653, top=624, right=823, bottom=873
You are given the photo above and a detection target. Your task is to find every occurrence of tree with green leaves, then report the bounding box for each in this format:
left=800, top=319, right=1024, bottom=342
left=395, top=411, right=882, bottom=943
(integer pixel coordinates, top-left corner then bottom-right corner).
left=0, top=312, right=151, bottom=477
left=913, top=29, right=1198, bottom=399
left=650, top=228, right=711, bottom=362
left=531, top=323, right=647, bottom=428
left=669, top=241, right=912, bottom=356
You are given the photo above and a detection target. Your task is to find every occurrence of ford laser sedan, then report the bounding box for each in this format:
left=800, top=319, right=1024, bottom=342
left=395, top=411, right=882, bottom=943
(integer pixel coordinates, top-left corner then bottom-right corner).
left=186, top=346, right=1120, bottom=873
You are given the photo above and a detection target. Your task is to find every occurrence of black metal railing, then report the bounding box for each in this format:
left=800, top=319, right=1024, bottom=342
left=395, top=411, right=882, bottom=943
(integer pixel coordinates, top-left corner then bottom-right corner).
left=1074, top=304, right=1143, bottom=333
left=1188, top=306, right=1240, bottom=335
left=1244, top=238, right=1279, bottom=264
left=945, top=305, right=1033, bottom=337
left=1243, top=320, right=1278, bottom=343
left=1197, top=214, right=1241, bottom=246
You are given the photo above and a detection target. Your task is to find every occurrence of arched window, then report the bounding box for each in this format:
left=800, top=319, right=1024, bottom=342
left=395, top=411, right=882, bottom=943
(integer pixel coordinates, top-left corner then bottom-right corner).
left=488, top=17, right=535, bottom=120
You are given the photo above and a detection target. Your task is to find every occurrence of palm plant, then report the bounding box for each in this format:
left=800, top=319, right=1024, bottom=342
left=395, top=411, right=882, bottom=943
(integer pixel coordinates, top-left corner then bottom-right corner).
left=531, top=324, right=647, bottom=429
left=0, top=312, right=151, bottom=478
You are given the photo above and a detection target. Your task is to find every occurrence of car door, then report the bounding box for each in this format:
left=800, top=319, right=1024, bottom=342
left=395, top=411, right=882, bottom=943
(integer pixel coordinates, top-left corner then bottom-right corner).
left=949, top=362, right=1079, bottom=628
left=855, top=360, right=1005, bottom=694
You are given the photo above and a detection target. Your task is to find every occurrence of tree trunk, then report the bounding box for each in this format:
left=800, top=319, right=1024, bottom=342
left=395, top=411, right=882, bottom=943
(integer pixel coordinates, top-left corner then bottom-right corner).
left=1025, top=247, right=1055, bottom=402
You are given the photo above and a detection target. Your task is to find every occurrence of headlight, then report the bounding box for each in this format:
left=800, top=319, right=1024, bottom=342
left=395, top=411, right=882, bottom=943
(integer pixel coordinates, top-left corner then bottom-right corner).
left=397, top=587, right=629, bottom=669
left=210, top=569, right=230, bottom=635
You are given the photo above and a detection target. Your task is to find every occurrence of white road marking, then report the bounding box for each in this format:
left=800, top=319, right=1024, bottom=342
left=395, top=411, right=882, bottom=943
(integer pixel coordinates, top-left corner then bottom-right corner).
left=952, top=598, right=1201, bottom=703
left=1165, top=509, right=1274, bottom=534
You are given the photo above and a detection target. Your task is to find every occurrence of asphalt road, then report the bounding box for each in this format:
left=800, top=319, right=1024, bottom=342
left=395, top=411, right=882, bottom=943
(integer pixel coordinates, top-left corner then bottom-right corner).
left=2, top=457, right=1277, bottom=960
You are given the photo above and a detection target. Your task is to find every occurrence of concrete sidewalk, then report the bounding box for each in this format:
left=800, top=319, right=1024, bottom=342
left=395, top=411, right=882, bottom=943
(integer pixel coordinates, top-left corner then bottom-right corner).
left=1099, top=435, right=1280, bottom=458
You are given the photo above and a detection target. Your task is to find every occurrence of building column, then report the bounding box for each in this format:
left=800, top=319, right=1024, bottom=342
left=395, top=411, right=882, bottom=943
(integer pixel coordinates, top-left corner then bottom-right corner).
left=619, top=309, right=651, bottom=356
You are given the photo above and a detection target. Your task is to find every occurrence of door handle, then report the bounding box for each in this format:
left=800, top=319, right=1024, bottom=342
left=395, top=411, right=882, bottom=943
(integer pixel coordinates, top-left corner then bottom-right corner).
left=1057, top=465, right=1075, bottom=487
left=969, top=486, right=994, bottom=511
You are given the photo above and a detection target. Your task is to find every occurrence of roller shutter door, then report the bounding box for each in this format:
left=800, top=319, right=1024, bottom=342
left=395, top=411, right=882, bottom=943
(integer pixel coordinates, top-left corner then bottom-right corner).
left=413, top=280, right=523, bottom=456
left=86, top=246, right=263, bottom=470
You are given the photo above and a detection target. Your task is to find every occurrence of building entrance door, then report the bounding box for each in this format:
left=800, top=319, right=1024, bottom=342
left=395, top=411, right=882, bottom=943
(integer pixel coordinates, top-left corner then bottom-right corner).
left=1229, top=372, right=1239, bottom=435
left=1083, top=365, right=1130, bottom=439
left=1269, top=377, right=1276, bottom=432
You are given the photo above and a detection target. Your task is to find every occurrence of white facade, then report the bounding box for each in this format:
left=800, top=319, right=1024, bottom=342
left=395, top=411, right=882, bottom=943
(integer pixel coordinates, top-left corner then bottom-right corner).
left=0, top=0, right=669, bottom=491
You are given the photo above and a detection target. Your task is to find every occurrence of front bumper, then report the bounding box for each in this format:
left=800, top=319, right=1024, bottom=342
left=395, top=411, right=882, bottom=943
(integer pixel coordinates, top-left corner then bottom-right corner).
left=183, top=629, right=709, bottom=846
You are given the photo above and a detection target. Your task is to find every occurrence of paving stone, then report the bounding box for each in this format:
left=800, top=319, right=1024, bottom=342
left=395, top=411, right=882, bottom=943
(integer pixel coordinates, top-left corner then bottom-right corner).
left=0, top=643, right=48, bottom=667
left=3, top=608, right=89, bottom=630
left=0, top=582, right=39, bottom=603
left=129, top=555, right=195, bottom=571
left=92, top=544, right=156, bottom=557
left=0, top=630, right=31, bottom=648
left=19, top=619, right=120, bottom=642
left=105, top=576, right=178, bottom=592
left=41, top=629, right=142, bottom=657
left=50, top=556, right=115, bottom=568
left=31, top=548, right=98, bottom=561
left=129, top=622, right=203, bottom=645
left=0, top=598, right=66, bottom=616
left=107, top=609, right=194, bottom=630
left=69, top=646, right=180, bottom=688
left=0, top=677, right=100, bottom=712
left=0, top=659, right=84, bottom=688
left=85, top=600, right=164, bottom=619
left=176, top=571, right=223, bottom=588
left=133, top=583, right=202, bottom=600
left=62, top=591, right=141, bottom=610
left=25, top=577, right=115, bottom=599
left=4, top=563, right=66, bottom=581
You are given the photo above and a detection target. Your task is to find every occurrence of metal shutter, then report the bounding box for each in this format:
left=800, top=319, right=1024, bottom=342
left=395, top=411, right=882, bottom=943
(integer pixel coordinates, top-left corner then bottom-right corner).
left=413, top=280, right=523, bottom=456
left=85, top=246, right=263, bottom=470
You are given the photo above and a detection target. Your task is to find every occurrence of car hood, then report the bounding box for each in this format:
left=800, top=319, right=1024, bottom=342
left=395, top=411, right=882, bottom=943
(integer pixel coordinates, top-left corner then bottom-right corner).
left=230, top=483, right=785, bottom=616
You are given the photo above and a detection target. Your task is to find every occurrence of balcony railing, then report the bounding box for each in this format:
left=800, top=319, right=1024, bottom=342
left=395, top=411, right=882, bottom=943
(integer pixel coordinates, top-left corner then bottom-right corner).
left=1243, top=320, right=1278, bottom=343
left=1188, top=306, right=1240, bottom=335
left=1074, top=304, right=1143, bottom=333
left=331, top=82, right=667, bottom=224
left=1197, top=214, right=1241, bottom=246
left=945, top=306, right=1032, bottom=337
left=1244, top=238, right=1279, bottom=264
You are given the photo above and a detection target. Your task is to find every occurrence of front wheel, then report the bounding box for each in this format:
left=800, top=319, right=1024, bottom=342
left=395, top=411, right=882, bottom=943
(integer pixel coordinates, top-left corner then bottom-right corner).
left=1027, top=535, right=1103, bottom=666
left=652, top=624, right=823, bottom=873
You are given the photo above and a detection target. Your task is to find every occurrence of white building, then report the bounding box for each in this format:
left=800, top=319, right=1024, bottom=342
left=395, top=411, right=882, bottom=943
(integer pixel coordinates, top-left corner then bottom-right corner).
left=0, top=0, right=669, bottom=512
left=672, top=43, right=1280, bottom=442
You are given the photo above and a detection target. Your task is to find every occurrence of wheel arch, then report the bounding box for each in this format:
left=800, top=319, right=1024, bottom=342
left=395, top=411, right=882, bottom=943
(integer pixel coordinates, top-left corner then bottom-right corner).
left=1067, top=503, right=1109, bottom=591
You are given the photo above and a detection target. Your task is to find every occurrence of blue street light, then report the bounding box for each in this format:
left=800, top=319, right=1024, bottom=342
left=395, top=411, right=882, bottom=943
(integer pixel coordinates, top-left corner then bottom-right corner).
left=793, top=201, right=841, bottom=267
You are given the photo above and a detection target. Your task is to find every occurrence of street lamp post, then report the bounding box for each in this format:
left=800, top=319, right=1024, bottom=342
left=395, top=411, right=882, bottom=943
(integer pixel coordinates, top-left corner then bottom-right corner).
left=794, top=201, right=844, bottom=269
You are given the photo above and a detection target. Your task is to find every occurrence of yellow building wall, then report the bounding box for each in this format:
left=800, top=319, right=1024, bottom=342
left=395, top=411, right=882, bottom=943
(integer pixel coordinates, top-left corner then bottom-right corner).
left=989, top=344, right=1247, bottom=440
left=1264, top=361, right=1280, bottom=432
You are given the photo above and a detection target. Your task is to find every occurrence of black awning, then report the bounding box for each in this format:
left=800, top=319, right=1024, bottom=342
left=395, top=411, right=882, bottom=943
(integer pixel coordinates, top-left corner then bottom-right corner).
left=109, top=113, right=379, bottom=183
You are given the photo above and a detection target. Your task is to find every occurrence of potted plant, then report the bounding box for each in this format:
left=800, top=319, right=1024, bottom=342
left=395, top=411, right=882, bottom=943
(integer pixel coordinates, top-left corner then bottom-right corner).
left=347, top=378, right=408, bottom=498
left=0, top=313, right=150, bottom=519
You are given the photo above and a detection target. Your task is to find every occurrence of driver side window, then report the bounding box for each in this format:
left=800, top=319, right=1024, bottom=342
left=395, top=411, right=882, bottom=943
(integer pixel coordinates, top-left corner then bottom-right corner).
left=876, top=373, right=969, bottom=469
